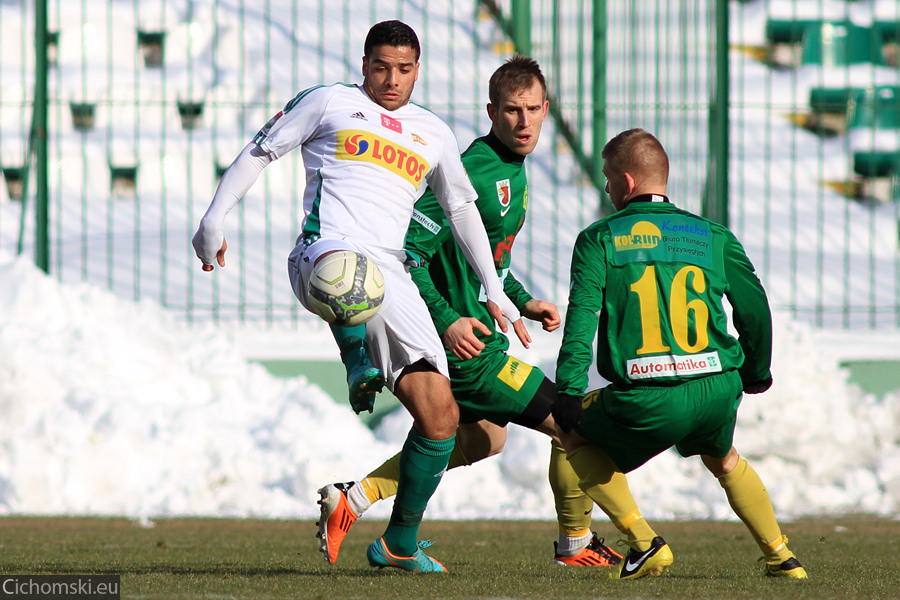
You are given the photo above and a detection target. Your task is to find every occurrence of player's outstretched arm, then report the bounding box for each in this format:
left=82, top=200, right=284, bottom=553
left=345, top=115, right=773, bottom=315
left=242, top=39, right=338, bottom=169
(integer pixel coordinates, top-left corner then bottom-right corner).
left=486, top=301, right=531, bottom=348
left=192, top=142, right=271, bottom=271
left=444, top=201, right=525, bottom=335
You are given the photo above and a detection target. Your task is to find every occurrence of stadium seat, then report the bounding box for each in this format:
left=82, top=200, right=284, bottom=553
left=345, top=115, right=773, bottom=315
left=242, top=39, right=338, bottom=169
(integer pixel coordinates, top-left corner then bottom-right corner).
left=766, top=18, right=821, bottom=47
left=847, top=86, right=900, bottom=140
left=851, top=150, right=900, bottom=202
left=137, top=30, right=165, bottom=68
left=875, top=20, right=900, bottom=46
left=1, top=165, right=24, bottom=201
left=848, top=87, right=900, bottom=202
left=808, top=85, right=900, bottom=135
left=853, top=150, right=900, bottom=179
left=765, top=18, right=891, bottom=69
left=800, top=21, right=887, bottom=68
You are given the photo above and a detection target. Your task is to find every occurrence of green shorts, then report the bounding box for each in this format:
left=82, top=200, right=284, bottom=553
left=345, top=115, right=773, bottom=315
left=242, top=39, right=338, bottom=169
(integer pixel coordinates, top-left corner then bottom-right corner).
left=449, top=351, right=548, bottom=427
left=576, top=370, right=743, bottom=473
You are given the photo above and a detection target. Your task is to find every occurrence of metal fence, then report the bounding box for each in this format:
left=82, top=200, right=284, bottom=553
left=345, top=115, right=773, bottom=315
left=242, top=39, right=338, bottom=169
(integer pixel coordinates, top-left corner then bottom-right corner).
left=1, top=0, right=899, bottom=330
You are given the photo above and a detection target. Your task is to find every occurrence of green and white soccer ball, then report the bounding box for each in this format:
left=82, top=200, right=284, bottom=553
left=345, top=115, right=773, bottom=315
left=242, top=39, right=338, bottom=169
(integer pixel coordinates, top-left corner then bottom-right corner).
left=307, top=250, right=385, bottom=327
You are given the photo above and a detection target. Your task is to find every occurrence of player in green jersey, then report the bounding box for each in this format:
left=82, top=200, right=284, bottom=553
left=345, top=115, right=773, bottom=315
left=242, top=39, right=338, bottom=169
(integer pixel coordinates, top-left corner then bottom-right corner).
left=316, top=56, right=621, bottom=569
left=551, top=128, right=808, bottom=580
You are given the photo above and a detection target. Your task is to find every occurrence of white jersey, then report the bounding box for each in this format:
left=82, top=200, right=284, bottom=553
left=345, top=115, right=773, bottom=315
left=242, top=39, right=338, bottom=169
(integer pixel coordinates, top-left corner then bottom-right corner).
left=192, top=82, right=521, bottom=326
left=254, top=83, right=477, bottom=255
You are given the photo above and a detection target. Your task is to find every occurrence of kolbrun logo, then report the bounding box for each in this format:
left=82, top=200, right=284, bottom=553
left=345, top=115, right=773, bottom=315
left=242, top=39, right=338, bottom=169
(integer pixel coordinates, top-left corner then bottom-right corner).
left=614, top=221, right=662, bottom=251
left=336, top=129, right=429, bottom=187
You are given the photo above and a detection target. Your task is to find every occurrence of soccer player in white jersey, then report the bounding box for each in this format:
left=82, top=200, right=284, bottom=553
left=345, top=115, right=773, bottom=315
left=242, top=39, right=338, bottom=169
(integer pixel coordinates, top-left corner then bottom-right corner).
left=192, top=20, right=527, bottom=573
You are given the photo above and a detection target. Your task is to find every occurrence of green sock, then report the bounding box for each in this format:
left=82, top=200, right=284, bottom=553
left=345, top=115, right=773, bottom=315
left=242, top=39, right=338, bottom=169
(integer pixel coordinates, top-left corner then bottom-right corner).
left=330, top=324, right=368, bottom=374
left=381, top=428, right=454, bottom=556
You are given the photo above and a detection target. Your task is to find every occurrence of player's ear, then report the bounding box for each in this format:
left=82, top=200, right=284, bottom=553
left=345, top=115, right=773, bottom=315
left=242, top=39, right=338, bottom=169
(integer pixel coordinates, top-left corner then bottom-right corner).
left=361, top=56, right=369, bottom=77
left=486, top=102, right=496, bottom=121
left=624, top=171, right=637, bottom=195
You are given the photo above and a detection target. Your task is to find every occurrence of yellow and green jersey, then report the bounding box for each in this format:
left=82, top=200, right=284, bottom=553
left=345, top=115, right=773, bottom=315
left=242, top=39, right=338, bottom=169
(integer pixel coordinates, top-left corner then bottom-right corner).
left=405, top=131, right=533, bottom=367
left=556, top=195, right=772, bottom=395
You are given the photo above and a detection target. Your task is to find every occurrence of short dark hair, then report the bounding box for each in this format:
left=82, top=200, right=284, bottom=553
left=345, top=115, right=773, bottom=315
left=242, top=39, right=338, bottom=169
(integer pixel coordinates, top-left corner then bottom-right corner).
left=488, top=55, right=546, bottom=105
left=364, top=20, right=421, bottom=62
left=602, top=128, right=669, bottom=183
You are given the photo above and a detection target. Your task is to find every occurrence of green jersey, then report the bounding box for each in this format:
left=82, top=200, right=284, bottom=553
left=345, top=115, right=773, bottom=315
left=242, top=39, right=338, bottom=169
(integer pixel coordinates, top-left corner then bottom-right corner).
left=556, top=195, right=772, bottom=396
left=405, top=132, right=533, bottom=368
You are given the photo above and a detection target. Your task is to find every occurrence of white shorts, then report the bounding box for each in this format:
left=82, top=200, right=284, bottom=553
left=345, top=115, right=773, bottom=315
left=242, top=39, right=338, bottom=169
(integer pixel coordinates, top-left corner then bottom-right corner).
left=287, top=235, right=449, bottom=389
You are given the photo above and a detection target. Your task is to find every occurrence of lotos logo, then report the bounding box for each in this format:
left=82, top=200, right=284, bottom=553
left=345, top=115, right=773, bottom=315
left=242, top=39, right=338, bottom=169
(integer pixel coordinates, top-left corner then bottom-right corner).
left=614, top=221, right=661, bottom=251
left=336, top=129, right=430, bottom=187
left=344, top=134, right=369, bottom=156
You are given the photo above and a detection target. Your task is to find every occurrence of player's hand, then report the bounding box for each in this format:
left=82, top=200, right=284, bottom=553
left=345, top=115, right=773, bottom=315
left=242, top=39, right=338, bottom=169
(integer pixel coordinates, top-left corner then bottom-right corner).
left=201, top=238, right=228, bottom=272
left=486, top=300, right=531, bottom=349
left=743, top=377, right=773, bottom=394
left=551, top=394, right=585, bottom=433
left=441, top=317, right=491, bottom=361
left=192, top=225, right=228, bottom=271
left=522, top=299, right=561, bottom=332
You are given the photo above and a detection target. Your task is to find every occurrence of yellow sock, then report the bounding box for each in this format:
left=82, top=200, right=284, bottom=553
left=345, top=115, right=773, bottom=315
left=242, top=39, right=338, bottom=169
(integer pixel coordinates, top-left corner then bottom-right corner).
left=567, top=444, right=656, bottom=552
left=361, top=452, right=400, bottom=504
left=718, top=457, right=793, bottom=564
left=549, top=442, right=592, bottom=538
left=360, top=437, right=471, bottom=504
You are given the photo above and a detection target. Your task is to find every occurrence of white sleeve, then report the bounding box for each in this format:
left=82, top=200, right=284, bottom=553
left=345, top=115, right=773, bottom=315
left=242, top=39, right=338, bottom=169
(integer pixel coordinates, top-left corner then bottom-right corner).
left=191, top=142, right=272, bottom=265
left=445, top=200, right=520, bottom=322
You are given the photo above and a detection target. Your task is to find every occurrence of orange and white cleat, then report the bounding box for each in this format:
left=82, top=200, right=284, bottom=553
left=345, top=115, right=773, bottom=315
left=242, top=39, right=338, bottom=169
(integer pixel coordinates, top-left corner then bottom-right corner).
left=315, top=482, right=360, bottom=564
left=554, top=533, right=623, bottom=567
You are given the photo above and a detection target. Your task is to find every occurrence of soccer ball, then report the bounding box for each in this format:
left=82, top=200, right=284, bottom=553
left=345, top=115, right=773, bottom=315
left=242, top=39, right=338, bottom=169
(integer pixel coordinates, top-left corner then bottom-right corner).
left=307, top=250, right=385, bottom=327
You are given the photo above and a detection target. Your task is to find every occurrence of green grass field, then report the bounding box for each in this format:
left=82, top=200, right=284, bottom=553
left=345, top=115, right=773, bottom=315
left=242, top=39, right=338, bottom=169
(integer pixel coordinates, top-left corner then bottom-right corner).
left=1, top=516, right=898, bottom=599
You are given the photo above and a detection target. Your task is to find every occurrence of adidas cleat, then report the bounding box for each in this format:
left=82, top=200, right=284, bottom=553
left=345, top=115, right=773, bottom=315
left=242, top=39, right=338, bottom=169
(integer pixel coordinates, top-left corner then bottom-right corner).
left=765, top=557, right=808, bottom=579
left=366, top=537, right=447, bottom=573
left=554, top=533, right=623, bottom=567
left=315, top=482, right=359, bottom=564
left=348, top=364, right=385, bottom=414
left=610, top=536, right=673, bottom=580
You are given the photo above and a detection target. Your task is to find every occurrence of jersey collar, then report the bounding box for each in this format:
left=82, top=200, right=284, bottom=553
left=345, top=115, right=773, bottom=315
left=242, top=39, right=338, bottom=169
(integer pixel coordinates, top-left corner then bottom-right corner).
left=484, top=131, right=526, bottom=164
left=628, top=193, right=669, bottom=204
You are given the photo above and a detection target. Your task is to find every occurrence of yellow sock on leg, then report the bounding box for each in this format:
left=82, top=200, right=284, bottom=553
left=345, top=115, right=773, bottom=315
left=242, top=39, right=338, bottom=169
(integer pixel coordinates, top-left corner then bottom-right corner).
left=566, top=445, right=657, bottom=552
left=360, top=437, right=471, bottom=505
left=718, top=457, right=794, bottom=564
left=549, top=442, right=593, bottom=539
left=361, top=453, right=401, bottom=504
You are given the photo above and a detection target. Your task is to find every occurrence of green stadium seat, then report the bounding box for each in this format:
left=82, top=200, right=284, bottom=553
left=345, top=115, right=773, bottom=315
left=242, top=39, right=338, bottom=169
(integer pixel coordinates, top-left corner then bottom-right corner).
left=765, top=18, right=821, bottom=46
left=852, top=151, right=900, bottom=203
left=847, top=86, right=900, bottom=131
left=809, top=86, right=866, bottom=115
left=808, top=85, right=900, bottom=135
left=853, top=150, right=900, bottom=179
left=800, top=21, right=887, bottom=67
left=874, top=20, right=900, bottom=45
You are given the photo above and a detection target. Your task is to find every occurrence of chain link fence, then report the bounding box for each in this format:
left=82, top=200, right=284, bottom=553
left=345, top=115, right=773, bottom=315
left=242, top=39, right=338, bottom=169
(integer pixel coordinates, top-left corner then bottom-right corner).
left=1, top=0, right=898, bottom=329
